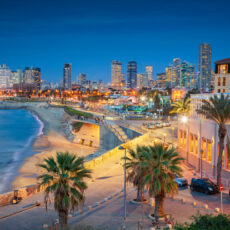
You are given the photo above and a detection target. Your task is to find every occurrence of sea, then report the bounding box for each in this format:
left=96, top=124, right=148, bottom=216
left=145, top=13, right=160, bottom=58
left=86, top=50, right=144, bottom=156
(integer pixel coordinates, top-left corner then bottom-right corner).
left=0, top=109, right=43, bottom=194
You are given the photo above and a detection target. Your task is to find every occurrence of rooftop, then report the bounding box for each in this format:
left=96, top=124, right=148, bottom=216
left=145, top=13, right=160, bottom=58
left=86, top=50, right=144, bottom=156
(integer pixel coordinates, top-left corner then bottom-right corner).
left=215, top=58, right=230, bottom=65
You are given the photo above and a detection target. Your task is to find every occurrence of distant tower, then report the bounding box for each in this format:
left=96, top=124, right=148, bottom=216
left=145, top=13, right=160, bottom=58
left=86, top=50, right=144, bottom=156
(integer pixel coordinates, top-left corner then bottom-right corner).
left=172, top=58, right=181, bottom=87
left=77, top=73, right=86, bottom=86
left=199, top=43, right=212, bottom=90
left=63, top=63, right=72, bottom=90
left=111, top=60, right=122, bottom=89
left=23, top=67, right=41, bottom=91
left=145, top=65, right=153, bottom=83
left=127, top=61, right=137, bottom=88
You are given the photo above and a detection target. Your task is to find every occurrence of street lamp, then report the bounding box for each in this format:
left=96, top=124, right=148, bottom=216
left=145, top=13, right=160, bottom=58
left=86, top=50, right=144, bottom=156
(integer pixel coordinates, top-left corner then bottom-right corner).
left=200, top=149, right=204, bottom=178
left=119, top=145, right=127, bottom=222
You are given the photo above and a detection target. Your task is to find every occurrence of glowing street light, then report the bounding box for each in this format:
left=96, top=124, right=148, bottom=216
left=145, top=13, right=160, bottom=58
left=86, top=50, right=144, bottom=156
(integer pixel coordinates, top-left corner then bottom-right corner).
left=141, top=96, right=146, bottom=102
left=181, top=116, right=188, bottom=123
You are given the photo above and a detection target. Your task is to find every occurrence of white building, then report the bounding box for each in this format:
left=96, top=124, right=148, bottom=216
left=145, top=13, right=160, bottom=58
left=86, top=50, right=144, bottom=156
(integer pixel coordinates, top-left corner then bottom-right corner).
left=178, top=93, right=230, bottom=186
left=0, top=64, right=11, bottom=88
left=111, top=60, right=123, bottom=89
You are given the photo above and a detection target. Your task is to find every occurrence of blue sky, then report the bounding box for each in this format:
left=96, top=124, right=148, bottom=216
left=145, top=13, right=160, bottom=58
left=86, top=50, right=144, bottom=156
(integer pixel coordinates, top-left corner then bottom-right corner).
left=1, top=0, right=230, bottom=83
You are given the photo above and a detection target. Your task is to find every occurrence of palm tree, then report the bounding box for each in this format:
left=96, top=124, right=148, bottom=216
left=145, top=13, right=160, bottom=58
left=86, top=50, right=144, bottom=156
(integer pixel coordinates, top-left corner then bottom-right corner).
left=37, top=152, right=91, bottom=229
left=140, top=144, right=183, bottom=219
left=170, top=97, right=190, bottom=115
left=125, top=145, right=147, bottom=202
left=197, top=94, right=230, bottom=187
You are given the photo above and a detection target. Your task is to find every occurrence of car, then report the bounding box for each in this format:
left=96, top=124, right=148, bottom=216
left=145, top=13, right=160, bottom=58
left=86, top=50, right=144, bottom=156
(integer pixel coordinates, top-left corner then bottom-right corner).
left=190, top=178, right=219, bottom=194
left=174, top=174, right=188, bottom=187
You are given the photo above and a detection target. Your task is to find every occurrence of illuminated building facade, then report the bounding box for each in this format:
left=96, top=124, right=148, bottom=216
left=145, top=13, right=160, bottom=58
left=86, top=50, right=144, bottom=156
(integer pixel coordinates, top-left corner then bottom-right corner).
left=0, top=64, right=11, bottom=88
left=199, top=43, right=212, bottom=90
left=127, top=61, right=137, bottom=88
left=165, top=66, right=172, bottom=88
left=178, top=93, right=230, bottom=186
left=63, top=63, right=72, bottom=90
left=10, top=70, right=22, bottom=87
left=145, top=65, right=153, bottom=83
left=172, top=58, right=181, bottom=87
left=181, top=61, right=196, bottom=88
left=111, top=60, right=122, bottom=89
left=77, top=73, right=86, bottom=86
left=214, top=58, right=230, bottom=93
left=137, top=73, right=148, bottom=89
left=156, top=72, right=167, bottom=88
left=23, top=67, right=41, bottom=91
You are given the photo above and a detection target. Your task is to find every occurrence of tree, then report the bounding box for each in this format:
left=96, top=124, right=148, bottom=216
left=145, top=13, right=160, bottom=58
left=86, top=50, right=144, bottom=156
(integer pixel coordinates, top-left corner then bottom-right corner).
left=197, top=94, right=230, bottom=187
left=140, top=144, right=183, bottom=218
left=175, top=213, right=230, bottom=230
left=37, top=152, right=91, bottom=229
left=125, top=145, right=147, bottom=202
left=170, top=97, right=190, bottom=115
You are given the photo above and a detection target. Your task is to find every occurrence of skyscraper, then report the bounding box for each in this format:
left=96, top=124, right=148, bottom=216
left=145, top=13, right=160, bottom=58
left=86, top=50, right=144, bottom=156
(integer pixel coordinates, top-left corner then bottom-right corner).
left=127, top=61, right=137, bottom=88
left=77, top=73, right=86, bottom=86
left=165, top=66, right=173, bottom=88
left=137, top=73, right=148, bottom=89
left=0, top=64, right=11, bottom=88
left=23, top=67, right=41, bottom=91
left=199, top=43, right=212, bottom=90
left=63, top=63, right=72, bottom=90
left=145, top=65, right=153, bottom=83
left=172, top=58, right=181, bottom=87
left=10, top=69, right=22, bottom=87
left=181, top=61, right=196, bottom=89
left=157, top=72, right=167, bottom=88
left=111, top=60, right=122, bottom=89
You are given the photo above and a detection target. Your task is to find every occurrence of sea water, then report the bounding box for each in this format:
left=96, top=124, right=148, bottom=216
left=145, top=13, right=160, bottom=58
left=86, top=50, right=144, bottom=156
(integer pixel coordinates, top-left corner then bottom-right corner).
left=0, top=109, right=43, bottom=194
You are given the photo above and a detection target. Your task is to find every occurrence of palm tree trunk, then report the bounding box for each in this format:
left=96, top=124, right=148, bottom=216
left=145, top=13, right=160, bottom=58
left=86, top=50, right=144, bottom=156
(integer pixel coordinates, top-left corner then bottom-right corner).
left=136, top=185, right=141, bottom=201
left=154, top=194, right=165, bottom=218
left=217, top=125, right=226, bottom=187
left=59, top=210, right=68, bottom=230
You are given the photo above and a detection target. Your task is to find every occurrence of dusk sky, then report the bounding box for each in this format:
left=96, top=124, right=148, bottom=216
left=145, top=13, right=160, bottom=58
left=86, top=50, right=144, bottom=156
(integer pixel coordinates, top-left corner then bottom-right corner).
left=1, top=0, right=230, bottom=83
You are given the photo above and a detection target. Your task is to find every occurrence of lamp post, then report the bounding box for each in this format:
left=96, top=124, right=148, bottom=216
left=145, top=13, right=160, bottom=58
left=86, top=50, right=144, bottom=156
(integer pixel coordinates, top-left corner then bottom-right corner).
left=119, top=145, right=127, bottom=222
left=200, top=149, right=204, bottom=178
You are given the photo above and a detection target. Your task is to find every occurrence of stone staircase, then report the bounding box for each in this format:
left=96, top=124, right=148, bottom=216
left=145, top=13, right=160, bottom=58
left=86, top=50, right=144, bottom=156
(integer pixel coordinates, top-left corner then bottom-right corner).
left=104, top=121, right=128, bottom=143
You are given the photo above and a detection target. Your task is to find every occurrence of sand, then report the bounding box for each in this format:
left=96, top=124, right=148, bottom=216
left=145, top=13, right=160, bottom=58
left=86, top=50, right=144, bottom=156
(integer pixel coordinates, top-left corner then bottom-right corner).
left=12, top=103, right=98, bottom=189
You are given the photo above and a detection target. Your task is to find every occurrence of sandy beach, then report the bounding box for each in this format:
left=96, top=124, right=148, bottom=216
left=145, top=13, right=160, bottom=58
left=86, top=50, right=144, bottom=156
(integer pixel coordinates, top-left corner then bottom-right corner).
left=9, top=103, right=98, bottom=189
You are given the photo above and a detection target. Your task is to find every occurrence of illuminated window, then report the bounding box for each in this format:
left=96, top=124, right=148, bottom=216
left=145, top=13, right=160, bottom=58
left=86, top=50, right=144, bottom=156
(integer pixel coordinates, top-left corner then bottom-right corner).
left=223, top=77, right=226, bottom=86
left=223, top=89, right=226, bottom=93
left=190, top=134, right=194, bottom=153
left=202, top=138, right=206, bottom=159
left=218, top=77, right=221, bottom=86
left=218, top=64, right=228, bottom=74
left=207, top=140, right=212, bottom=162
left=194, top=135, right=198, bottom=155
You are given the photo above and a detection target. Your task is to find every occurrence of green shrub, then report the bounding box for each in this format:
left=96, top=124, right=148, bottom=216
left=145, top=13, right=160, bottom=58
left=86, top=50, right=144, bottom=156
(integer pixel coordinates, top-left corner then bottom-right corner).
left=64, top=107, right=93, bottom=118
left=174, top=213, right=230, bottom=230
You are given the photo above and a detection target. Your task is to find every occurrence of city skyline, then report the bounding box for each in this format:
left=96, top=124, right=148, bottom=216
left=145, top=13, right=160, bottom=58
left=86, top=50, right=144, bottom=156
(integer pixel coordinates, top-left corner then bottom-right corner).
left=1, top=0, right=230, bottom=83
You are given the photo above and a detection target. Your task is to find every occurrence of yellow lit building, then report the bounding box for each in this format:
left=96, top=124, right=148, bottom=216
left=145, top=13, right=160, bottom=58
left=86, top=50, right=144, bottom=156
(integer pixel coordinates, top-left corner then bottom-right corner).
left=214, top=58, right=230, bottom=93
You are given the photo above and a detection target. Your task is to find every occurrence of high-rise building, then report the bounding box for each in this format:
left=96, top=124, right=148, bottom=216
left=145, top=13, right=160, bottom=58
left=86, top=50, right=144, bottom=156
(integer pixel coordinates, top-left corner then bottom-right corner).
left=145, top=65, right=153, bottom=83
left=23, top=67, right=41, bottom=91
left=199, top=43, right=212, bottom=90
left=10, top=69, right=22, bottom=87
left=165, top=66, right=173, bottom=88
left=63, top=63, right=72, bottom=90
left=77, top=73, right=86, bottom=86
left=0, top=64, right=11, bottom=88
left=172, top=58, right=181, bottom=87
left=181, top=61, right=196, bottom=88
left=111, top=60, right=122, bottom=89
left=214, top=58, right=230, bottom=93
left=127, top=61, right=137, bottom=88
left=157, top=72, right=167, bottom=88
left=137, top=73, right=148, bottom=89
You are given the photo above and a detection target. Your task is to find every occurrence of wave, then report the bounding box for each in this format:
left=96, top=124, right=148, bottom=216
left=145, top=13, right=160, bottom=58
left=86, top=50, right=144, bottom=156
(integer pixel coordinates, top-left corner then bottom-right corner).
left=0, top=110, right=45, bottom=194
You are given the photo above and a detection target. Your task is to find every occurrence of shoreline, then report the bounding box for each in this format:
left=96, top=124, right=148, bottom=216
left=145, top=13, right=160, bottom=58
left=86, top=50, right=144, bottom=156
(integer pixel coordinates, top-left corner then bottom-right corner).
left=0, top=102, right=99, bottom=191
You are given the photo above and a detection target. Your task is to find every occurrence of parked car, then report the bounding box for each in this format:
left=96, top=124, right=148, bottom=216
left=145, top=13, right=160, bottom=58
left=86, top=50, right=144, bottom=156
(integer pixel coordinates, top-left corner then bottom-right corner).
left=174, top=174, right=188, bottom=187
left=190, top=178, right=219, bottom=194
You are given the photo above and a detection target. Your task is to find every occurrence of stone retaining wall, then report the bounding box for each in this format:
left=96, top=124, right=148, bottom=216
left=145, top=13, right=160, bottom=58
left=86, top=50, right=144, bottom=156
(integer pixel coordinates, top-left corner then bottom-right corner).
left=0, top=132, right=151, bottom=207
